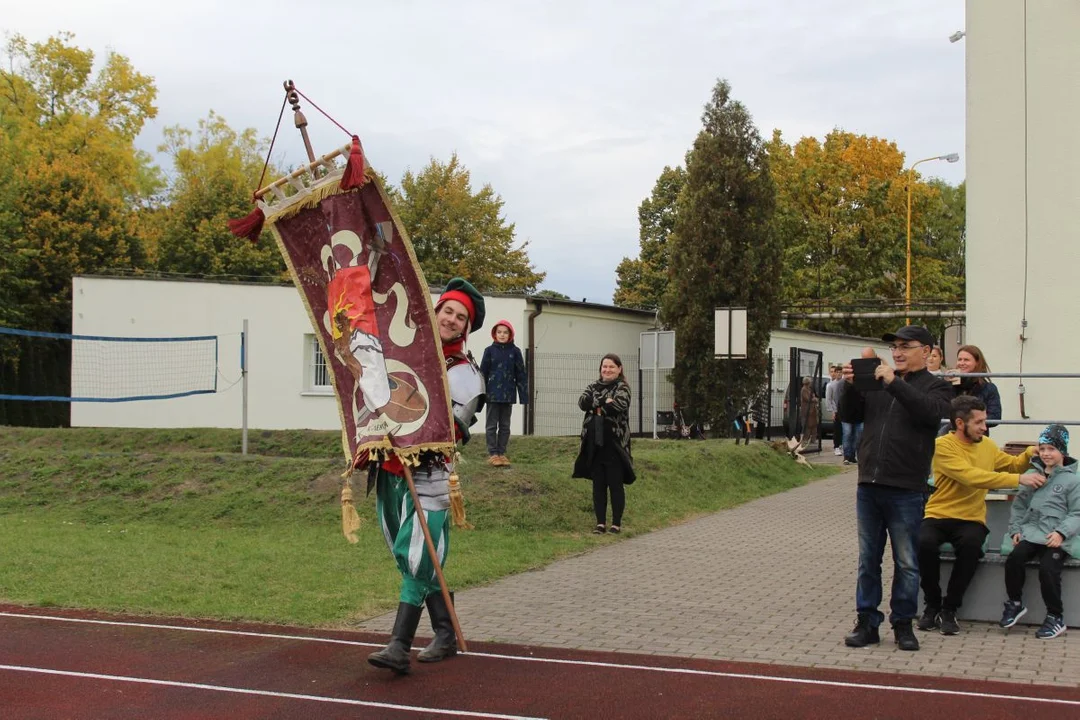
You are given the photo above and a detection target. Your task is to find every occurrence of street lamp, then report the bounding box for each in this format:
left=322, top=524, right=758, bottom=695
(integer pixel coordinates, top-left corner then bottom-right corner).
left=949, top=30, right=966, bottom=43
left=906, top=153, right=960, bottom=324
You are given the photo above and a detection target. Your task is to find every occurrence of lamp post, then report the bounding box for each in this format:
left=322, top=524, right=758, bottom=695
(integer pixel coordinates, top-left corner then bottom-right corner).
left=906, top=153, right=960, bottom=324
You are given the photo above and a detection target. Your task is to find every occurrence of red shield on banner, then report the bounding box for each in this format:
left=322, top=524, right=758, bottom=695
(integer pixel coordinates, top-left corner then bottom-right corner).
left=266, top=179, right=455, bottom=466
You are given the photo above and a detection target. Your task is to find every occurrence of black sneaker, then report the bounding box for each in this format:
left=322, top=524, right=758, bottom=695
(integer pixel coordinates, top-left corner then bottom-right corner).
left=893, top=621, right=920, bottom=651
left=999, top=600, right=1027, bottom=629
left=1036, top=613, right=1067, bottom=639
left=844, top=614, right=880, bottom=647
left=937, top=609, right=960, bottom=636
left=916, top=606, right=939, bottom=631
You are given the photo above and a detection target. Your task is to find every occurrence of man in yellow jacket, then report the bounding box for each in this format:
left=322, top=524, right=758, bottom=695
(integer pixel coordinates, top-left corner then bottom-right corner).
left=917, top=395, right=1047, bottom=635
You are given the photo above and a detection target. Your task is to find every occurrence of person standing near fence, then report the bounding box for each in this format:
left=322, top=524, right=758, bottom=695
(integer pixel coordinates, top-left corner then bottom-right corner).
left=840, top=326, right=953, bottom=652
left=841, top=347, right=877, bottom=465
left=480, top=320, right=528, bottom=468
left=826, top=365, right=844, bottom=456
left=572, top=354, right=635, bottom=534
left=798, top=377, right=819, bottom=449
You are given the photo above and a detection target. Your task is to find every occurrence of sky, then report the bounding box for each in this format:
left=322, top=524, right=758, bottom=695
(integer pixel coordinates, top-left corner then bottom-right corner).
left=5, top=0, right=966, bottom=304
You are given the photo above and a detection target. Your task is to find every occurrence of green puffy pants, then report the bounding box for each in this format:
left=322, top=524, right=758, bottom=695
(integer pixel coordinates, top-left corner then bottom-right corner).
left=375, top=468, right=451, bottom=606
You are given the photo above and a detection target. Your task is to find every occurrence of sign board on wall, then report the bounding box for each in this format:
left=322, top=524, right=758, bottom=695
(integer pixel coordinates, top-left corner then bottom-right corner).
left=714, top=307, right=747, bottom=359
left=639, top=331, right=675, bottom=369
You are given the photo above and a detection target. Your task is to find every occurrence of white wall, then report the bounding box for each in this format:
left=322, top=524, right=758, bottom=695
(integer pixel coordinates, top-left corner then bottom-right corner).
left=72, top=276, right=340, bottom=430
left=966, top=0, right=1080, bottom=422
left=70, top=278, right=542, bottom=437
left=531, top=301, right=655, bottom=358
left=770, top=329, right=889, bottom=372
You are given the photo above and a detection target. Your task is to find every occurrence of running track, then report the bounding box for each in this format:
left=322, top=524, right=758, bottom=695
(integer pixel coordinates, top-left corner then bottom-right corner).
left=1, top=605, right=1078, bottom=719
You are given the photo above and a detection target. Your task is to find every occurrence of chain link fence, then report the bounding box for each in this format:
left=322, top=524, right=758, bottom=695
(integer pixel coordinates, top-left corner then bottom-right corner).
left=527, top=351, right=676, bottom=437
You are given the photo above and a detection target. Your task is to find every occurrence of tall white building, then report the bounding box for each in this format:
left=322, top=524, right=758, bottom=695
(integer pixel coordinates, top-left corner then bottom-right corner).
left=965, top=0, right=1080, bottom=423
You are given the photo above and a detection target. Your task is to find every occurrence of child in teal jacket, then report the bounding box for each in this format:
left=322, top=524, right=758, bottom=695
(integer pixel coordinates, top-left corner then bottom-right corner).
left=999, top=424, right=1080, bottom=638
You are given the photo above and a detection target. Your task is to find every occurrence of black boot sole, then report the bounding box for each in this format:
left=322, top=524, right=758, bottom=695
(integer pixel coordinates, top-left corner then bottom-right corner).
left=417, top=646, right=458, bottom=663
left=368, top=652, right=411, bottom=674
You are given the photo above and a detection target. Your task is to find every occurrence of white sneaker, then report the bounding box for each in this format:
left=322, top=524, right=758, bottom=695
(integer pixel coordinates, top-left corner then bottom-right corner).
left=834, top=448, right=843, bottom=456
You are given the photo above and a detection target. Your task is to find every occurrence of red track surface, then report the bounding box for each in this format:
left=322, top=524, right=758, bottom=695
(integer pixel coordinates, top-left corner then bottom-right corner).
left=2, top=604, right=1078, bottom=719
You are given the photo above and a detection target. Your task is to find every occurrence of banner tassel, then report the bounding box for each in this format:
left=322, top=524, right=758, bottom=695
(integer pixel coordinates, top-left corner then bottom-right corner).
left=227, top=207, right=266, bottom=242
left=340, top=135, right=367, bottom=191
left=341, top=481, right=362, bottom=543
left=448, top=471, right=473, bottom=530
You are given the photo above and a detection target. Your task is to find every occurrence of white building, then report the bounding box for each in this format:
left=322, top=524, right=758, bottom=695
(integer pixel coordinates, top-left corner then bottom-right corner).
left=965, top=0, right=1080, bottom=422
left=70, top=276, right=884, bottom=435
left=69, top=276, right=662, bottom=436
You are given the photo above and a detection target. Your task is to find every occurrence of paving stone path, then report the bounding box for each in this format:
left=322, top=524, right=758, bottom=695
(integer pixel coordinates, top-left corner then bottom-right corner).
left=358, top=456, right=1080, bottom=687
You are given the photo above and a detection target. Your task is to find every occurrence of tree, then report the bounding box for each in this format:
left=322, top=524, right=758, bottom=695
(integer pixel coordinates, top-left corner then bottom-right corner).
left=0, top=33, right=158, bottom=331
left=766, top=129, right=964, bottom=336
left=154, top=112, right=287, bottom=279
left=613, top=165, right=685, bottom=308
left=913, top=179, right=965, bottom=301
left=0, top=33, right=159, bottom=425
left=664, top=79, right=781, bottom=430
left=390, top=153, right=545, bottom=293
left=533, top=289, right=570, bottom=300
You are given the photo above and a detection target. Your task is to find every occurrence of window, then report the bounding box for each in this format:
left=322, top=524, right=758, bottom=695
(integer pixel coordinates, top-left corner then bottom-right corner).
left=307, top=335, right=332, bottom=393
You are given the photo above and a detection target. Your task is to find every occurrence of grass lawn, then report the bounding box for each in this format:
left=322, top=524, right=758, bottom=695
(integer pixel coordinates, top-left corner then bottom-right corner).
left=0, top=427, right=836, bottom=627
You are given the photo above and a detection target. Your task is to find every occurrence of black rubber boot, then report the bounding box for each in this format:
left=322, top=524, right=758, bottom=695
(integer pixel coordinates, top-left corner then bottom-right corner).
left=417, top=592, right=458, bottom=663
left=368, top=602, right=423, bottom=674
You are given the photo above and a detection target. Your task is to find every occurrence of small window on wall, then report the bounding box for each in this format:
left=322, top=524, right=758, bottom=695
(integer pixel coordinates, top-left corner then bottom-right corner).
left=307, top=335, right=332, bottom=393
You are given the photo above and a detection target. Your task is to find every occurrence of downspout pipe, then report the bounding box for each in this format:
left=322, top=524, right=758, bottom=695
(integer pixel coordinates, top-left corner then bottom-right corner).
left=526, top=298, right=545, bottom=435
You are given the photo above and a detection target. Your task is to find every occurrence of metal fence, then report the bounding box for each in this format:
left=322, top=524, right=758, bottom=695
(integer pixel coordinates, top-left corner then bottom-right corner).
left=527, top=351, right=676, bottom=437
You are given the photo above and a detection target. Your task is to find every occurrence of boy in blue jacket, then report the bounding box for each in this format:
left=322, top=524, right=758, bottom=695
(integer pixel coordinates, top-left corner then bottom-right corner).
left=480, top=320, right=528, bottom=467
left=1000, top=424, right=1080, bottom=638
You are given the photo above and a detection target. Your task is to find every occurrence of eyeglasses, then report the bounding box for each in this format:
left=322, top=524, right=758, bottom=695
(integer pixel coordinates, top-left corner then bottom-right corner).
left=888, top=344, right=925, bottom=352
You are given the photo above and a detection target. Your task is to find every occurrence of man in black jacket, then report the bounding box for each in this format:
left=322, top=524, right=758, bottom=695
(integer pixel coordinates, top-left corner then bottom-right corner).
left=839, top=325, right=953, bottom=651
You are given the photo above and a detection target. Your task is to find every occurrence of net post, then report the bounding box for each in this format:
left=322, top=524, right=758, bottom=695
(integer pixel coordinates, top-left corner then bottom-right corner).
left=241, top=319, right=249, bottom=456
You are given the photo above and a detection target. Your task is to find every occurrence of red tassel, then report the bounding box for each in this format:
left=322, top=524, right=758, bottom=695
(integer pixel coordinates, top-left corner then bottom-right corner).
left=227, top=206, right=265, bottom=243
left=340, top=135, right=367, bottom=190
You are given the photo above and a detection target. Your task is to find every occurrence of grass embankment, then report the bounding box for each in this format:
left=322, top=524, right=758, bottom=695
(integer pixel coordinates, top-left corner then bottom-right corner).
left=0, top=427, right=835, bottom=626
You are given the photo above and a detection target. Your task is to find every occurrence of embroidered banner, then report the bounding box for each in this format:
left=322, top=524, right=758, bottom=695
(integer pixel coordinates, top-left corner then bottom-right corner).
left=266, top=176, right=454, bottom=466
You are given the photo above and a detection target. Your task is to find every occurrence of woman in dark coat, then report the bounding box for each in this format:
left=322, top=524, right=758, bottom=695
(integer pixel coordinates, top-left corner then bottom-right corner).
left=572, top=353, right=635, bottom=534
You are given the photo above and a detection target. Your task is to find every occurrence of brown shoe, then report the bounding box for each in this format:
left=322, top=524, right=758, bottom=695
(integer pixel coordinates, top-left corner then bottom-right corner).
left=498, top=455, right=511, bottom=467
left=487, top=455, right=499, bottom=466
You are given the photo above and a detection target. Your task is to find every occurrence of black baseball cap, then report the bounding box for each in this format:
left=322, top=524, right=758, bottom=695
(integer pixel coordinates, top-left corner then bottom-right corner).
left=881, top=325, right=935, bottom=346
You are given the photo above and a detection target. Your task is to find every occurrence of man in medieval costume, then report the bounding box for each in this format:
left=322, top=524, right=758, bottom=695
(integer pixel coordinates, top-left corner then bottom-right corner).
left=366, top=278, right=486, bottom=675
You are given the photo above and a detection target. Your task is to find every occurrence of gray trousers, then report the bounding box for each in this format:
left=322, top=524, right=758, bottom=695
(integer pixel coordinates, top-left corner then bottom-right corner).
left=485, top=402, right=513, bottom=455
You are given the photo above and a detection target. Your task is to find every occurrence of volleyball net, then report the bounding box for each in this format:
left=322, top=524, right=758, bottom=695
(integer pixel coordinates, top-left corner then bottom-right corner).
left=0, top=326, right=219, bottom=403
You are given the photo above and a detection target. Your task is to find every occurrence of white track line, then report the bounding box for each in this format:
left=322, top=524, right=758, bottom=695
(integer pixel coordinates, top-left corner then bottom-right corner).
left=2, top=611, right=1077, bottom=707
left=0, top=664, right=547, bottom=720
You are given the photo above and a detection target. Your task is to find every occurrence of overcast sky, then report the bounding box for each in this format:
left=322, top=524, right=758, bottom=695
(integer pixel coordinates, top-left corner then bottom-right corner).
left=6, top=0, right=966, bottom=303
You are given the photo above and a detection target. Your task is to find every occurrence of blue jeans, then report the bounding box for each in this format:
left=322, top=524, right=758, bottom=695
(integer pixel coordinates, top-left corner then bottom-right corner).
left=842, top=422, right=863, bottom=461
left=855, top=483, right=925, bottom=627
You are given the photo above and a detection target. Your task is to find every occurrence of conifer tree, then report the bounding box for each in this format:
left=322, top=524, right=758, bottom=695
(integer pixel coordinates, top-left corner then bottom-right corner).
left=663, top=79, right=781, bottom=430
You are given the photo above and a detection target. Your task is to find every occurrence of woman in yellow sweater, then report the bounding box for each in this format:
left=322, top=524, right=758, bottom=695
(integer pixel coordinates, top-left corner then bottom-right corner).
left=916, top=396, right=1046, bottom=635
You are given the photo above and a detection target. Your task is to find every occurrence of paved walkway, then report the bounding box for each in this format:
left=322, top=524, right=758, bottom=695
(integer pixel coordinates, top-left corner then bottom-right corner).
left=358, top=452, right=1080, bottom=688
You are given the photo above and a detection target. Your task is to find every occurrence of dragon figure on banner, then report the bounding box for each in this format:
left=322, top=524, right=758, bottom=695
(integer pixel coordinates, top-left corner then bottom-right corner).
left=228, top=81, right=483, bottom=674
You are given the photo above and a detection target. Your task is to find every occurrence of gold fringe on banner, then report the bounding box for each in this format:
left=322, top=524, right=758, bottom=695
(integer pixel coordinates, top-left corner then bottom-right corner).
left=262, top=168, right=378, bottom=226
